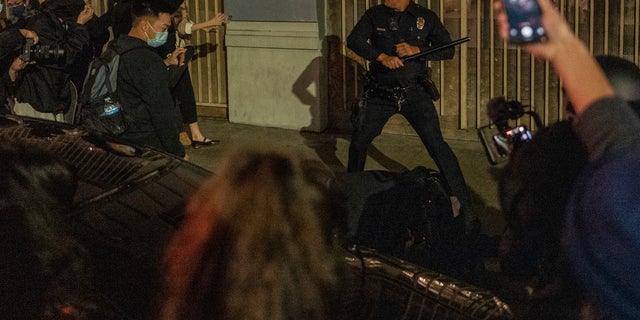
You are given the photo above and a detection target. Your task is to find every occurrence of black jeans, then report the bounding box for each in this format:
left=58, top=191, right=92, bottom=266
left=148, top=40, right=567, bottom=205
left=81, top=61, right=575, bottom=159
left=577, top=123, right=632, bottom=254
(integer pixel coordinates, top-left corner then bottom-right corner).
left=172, top=67, right=198, bottom=125
left=348, top=85, right=476, bottom=229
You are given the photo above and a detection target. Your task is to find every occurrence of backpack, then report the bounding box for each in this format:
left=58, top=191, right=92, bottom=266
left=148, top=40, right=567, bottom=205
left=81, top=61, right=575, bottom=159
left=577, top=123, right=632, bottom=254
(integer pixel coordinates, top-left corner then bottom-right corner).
left=76, top=42, right=143, bottom=136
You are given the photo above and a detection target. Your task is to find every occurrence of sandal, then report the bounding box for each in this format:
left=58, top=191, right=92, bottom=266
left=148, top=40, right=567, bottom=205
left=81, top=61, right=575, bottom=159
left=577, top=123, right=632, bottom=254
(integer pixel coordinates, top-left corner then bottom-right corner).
left=191, top=137, right=220, bottom=149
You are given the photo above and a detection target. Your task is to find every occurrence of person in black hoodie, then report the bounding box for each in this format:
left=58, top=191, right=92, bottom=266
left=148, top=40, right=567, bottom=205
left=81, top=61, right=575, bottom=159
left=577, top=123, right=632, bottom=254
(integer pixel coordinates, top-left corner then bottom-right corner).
left=0, top=28, right=37, bottom=113
left=114, top=0, right=186, bottom=158
left=13, top=0, right=93, bottom=116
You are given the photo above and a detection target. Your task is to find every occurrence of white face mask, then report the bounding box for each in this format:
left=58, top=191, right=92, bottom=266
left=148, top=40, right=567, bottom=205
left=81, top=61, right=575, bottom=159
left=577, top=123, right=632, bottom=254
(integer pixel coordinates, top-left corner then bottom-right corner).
left=0, top=4, right=3, bottom=13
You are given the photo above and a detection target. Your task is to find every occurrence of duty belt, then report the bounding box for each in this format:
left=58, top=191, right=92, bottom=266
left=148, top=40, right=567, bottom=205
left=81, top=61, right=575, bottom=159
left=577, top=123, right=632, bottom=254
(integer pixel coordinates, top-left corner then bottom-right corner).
left=367, top=83, right=421, bottom=111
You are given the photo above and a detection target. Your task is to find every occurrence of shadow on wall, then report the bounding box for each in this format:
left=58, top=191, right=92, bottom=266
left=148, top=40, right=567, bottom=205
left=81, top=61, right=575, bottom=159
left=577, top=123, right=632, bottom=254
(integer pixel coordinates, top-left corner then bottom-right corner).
left=292, top=34, right=362, bottom=133
left=293, top=35, right=343, bottom=171
left=192, top=43, right=218, bottom=61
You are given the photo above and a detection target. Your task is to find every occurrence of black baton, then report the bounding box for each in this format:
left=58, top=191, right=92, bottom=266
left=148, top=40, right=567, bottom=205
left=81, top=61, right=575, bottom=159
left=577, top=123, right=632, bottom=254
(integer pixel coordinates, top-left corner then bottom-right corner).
left=401, top=37, right=471, bottom=63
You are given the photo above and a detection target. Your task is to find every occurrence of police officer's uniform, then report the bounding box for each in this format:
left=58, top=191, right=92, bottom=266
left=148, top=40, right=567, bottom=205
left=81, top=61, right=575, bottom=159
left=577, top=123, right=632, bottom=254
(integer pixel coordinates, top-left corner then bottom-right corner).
left=346, top=2, right=478, bottom=232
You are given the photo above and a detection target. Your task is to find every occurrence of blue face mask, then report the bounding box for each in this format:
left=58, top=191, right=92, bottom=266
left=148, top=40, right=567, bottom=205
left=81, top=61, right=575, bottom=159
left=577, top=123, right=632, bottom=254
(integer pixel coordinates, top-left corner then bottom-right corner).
left=11, top=3, right=26, bottom=18
left=145, top=22, right=168, bottom=48
left=0, top=4, right=4, bottom=14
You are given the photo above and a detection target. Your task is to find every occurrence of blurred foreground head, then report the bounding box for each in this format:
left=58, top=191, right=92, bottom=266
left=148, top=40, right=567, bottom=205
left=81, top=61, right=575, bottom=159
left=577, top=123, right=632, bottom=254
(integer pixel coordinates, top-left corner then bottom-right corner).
left=499, top=121, right=588, bottom=278
left=0, top=142, right=77, bottom=211
left=498, top=121, right=589, bottom=318
left=0, top=142, right=106, bottom=319
left=160, top=148, right=345, bottom=320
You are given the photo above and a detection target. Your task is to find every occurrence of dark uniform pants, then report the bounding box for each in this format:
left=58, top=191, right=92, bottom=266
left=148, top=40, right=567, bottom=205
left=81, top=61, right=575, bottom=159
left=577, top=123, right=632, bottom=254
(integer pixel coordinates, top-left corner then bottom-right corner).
left=348, top=85, right=475, bottom=229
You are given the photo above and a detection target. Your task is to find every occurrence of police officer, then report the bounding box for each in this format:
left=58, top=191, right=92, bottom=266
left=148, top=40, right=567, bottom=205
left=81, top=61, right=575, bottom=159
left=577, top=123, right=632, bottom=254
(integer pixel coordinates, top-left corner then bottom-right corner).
left=347, top=0, right=478, bottom=234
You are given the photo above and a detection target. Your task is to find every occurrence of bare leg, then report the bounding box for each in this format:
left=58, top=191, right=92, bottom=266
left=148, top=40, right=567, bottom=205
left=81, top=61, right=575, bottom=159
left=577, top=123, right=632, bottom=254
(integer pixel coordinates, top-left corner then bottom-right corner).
left=188, top=122, right=206, bottom=141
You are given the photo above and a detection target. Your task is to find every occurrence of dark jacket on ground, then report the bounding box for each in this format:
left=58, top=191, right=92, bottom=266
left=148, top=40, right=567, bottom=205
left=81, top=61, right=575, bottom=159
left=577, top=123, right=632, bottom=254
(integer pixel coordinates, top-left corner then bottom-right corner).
left=115, top=35, right=185, bottom=158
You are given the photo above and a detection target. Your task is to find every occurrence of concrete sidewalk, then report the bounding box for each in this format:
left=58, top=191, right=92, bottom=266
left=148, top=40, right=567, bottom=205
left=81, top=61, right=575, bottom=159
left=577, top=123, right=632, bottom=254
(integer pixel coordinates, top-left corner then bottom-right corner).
left=187, top=117, right=506, bottom=236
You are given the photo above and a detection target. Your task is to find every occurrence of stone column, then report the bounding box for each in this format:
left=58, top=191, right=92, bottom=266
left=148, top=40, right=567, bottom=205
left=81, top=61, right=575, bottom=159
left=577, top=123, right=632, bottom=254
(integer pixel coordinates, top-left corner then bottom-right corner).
left=225, top=21, right=327, bottom=132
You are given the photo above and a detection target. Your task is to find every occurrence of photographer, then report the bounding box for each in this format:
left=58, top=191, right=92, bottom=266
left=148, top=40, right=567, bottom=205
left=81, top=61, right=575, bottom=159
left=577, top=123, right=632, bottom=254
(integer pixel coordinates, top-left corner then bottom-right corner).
left=496, top=0, right=640, bottom=318
left=13, top=0, right=93, bottom=117
left=497, top=55, right=640, bottom=320
left=0, top=28, right=37, bottom=112
left=498, top=120, right=589, bottom=319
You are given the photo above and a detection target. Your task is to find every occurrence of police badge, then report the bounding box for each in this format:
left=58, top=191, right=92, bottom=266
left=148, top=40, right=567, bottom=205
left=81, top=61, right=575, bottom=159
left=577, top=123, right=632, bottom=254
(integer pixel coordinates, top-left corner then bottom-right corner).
left=417, top=17, right=425, bottom=30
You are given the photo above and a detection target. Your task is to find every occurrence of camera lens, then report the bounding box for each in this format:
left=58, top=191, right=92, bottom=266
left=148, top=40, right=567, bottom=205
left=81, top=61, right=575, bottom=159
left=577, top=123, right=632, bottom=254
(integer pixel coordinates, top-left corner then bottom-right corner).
left=30, top=44, right=65, bottom=62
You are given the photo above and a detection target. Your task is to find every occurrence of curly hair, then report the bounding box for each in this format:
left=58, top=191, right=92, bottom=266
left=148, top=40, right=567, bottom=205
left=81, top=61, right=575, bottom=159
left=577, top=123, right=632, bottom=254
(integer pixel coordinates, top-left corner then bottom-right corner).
left=159, top=148, right=343, bottom=320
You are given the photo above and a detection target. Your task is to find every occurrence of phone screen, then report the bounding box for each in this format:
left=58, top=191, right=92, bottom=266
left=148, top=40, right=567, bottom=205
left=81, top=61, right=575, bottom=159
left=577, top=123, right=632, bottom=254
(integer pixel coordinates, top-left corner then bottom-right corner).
left=504, top=125, right=533, bottom=141
left=503, top=0, right=545, bottom=44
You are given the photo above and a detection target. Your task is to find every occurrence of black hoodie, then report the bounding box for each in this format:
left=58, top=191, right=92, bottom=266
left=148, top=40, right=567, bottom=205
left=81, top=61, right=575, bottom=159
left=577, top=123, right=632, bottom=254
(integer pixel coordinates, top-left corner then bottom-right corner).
left=0, top=29, right=24, bottom=110
left=113, top=34, right=185, bottom=158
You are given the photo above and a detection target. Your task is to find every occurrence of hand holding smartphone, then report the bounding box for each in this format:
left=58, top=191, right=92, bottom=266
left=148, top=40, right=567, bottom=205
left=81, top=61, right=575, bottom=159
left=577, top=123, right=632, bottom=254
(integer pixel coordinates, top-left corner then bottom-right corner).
left=503, top=0, right=546, bottom=44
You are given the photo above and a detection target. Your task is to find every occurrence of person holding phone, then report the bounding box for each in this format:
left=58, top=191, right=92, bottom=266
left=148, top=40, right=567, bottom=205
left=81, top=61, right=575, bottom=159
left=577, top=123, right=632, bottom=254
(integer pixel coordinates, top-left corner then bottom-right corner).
left=346, top=0, right=478, bottom=236
left=496, top=0, right=640, bottom=318
left=164, top=3, right=228, bottom=148
left=104, top=0, right=223, bottom=150
left=114, top=0, right=186, bottom=159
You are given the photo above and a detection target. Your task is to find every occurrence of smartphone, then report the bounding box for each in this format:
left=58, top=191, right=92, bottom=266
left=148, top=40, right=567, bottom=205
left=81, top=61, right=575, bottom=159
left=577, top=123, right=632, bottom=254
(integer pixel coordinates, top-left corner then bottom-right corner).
left=503, top=0, right=546, bottom=44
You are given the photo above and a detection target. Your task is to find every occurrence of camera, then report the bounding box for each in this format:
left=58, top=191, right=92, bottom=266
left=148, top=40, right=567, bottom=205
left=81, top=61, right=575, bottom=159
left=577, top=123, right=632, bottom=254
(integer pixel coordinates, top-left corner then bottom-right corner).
left=20, top=38, right=65, bottom=63
left=478, top=96, right=541, bottom=165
